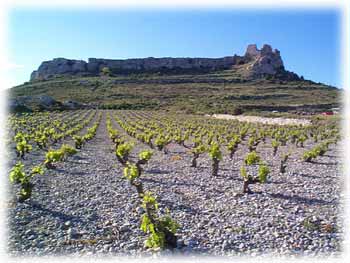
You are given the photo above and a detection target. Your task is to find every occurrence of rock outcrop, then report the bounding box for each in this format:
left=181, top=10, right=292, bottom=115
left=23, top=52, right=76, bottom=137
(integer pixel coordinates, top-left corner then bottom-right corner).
left=8, top=95, right=65, bottom=112
left=30, top=58, right=88, bottom=80
left=62, top=100, right=87, bottom=110
left=7, top=95, right=90, bottom=112
left=239, top=44, right=300, bottom=80
left=37, top=95, right=58, bottom=107
left=30, top=44, right=300, bottom=81
left=244, top=44, right=283, bottom=74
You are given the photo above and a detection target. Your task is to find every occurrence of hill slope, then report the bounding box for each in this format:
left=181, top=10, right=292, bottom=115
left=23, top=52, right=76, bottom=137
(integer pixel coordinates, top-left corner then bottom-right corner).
left=8, top=44, right=341, bottom=114
left=9, top=73, right=340, bottom=114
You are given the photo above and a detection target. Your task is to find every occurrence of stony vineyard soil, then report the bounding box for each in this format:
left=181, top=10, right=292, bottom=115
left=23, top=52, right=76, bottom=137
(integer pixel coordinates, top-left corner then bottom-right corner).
left=6, top=111, right=344, bottom=258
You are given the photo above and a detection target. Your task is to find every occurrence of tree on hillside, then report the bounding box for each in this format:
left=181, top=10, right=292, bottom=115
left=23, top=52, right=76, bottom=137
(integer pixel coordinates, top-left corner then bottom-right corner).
left=101, top=67, right=111, bottom=77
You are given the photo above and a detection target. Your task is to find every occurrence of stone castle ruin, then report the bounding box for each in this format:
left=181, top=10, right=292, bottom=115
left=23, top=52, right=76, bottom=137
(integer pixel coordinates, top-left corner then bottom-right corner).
left=30, top=44, right=299, bottom=81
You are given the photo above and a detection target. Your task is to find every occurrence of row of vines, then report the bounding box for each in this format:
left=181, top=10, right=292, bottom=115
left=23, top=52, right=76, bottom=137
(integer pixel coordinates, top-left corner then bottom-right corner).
left=6, top=109, right=340, bottom=249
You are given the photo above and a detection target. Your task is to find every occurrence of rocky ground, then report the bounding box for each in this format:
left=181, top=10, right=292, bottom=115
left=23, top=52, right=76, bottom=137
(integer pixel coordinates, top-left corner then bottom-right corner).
left=6, top=110, right=344, bottom=258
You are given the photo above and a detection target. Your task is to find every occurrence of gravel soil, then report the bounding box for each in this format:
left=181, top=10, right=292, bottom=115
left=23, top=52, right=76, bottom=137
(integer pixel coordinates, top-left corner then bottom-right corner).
left=6, top=110, right=344, bottom=258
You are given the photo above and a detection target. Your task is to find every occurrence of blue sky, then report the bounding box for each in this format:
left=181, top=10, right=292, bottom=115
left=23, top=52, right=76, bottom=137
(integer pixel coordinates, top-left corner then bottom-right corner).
left=8, top=8, right=341, bottom=87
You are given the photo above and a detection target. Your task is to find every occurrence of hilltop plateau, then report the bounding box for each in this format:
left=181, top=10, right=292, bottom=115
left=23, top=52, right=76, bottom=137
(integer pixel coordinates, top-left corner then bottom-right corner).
left=9, top=44, right=340, bottom=114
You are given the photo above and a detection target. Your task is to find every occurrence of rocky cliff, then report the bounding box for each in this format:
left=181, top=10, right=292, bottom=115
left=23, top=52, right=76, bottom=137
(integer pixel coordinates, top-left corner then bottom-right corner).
left=30, top=44, right=300, bottom=81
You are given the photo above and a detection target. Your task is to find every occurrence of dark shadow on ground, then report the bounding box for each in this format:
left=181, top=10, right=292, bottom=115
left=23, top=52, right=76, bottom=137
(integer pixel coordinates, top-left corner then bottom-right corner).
left=323, top=154, right=337, bottom=158
left=310, top=161, right=338, bottom=166
left=268, top=193, right=331, bottom=205
left=299, top=173, right=322, bottom=179
left=28, top=201, right=86, bottom=224
left=71, top=155, right=89, bottom=161
left=160, top=198, right=199, bottom=214
left=266, top=180, right=286, bottom=185
left=145, top=169, right=171, bottom=175
left=68, top=161, right=91, bottom=165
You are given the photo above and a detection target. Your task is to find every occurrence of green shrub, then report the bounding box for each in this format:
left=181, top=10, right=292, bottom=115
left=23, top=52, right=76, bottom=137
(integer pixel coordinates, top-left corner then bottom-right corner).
left=244, top=151, right=260, bottom=165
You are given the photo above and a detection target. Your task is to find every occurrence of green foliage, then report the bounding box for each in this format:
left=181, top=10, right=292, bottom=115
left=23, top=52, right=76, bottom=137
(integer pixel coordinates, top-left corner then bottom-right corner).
left=271, top=139, right=280, bottom=148
left=73, top=135, right=84, bottom=149
left=141, top=191, right=159, bottom=211
left=248, top=137, right=257, bottom=151
left=61, top=144, right=77, bottom=154
left=139, top=150, right=153, bottom=162
left=14, top=132, right=26, bottom=143
left=173, top=132, right=185, bottom=145
left=116, top=142, right=134, bottom=161
left=154, top=135, right=169, bottom=150
left=45, top=149, right=64, bottom=167
left=44, top=144, right=77, bottom=169
left=31, top=165, right=44, bottom=176
left=303, top=219, right=317, bottom=231
left=227, top=136, right=240, bottom=151
left=123, top=162, right=139, bottom=181
left=9, top=162, right=25, bottom=184
left=240, top=166, right=249, bottom=181
left=258, top=164, right=269, bottom=183
left=241, top=151, right=268, bottom=193
left=192, top=144, right=206, bottom=155
left=271, top=139, right=280, bottom=155
left=114, top=136, right=125, bottom=146
left=141, top=214, right=164, bottom=248
left=18, top=184, right=33, bottom=202
left=140, top=192, right=179, bottom=249
left=244, top=151, right=260, bottom=165
left=16, top=139, right=32, bottom=157
left=159, top=211, right=180, bottom=235
left=101, top=66, right=111, bottom=76
left=208, top=142, right=222, bottom=160
left=44, top=144, right=77, bottom=168
left=240, top=128, right=248, bottom=140
left=302, top=141, right=330, bottom=162
left=34, top=132, right=48, bottom=149
left=9, top=162, right=45, bottom=202
left=61, top=144, right=78, bottom=158
left=314, top=142, right=328, bottom=156
left=297, top=134, right=307, bottom=147
left=302, top=150, right=318, bottom=162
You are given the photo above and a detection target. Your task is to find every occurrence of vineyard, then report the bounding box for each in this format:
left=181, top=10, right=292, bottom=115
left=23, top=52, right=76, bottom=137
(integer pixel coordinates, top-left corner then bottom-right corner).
left=6, top=110, right=343, bottom=257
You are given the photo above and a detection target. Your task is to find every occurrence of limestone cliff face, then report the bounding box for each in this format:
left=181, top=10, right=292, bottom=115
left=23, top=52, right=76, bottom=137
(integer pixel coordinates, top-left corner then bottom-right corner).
left=29, top=44, right=299, bottom=81
left=30, top=58, right=88, bottom=80
left=86, top=56, right=235, bottom=74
